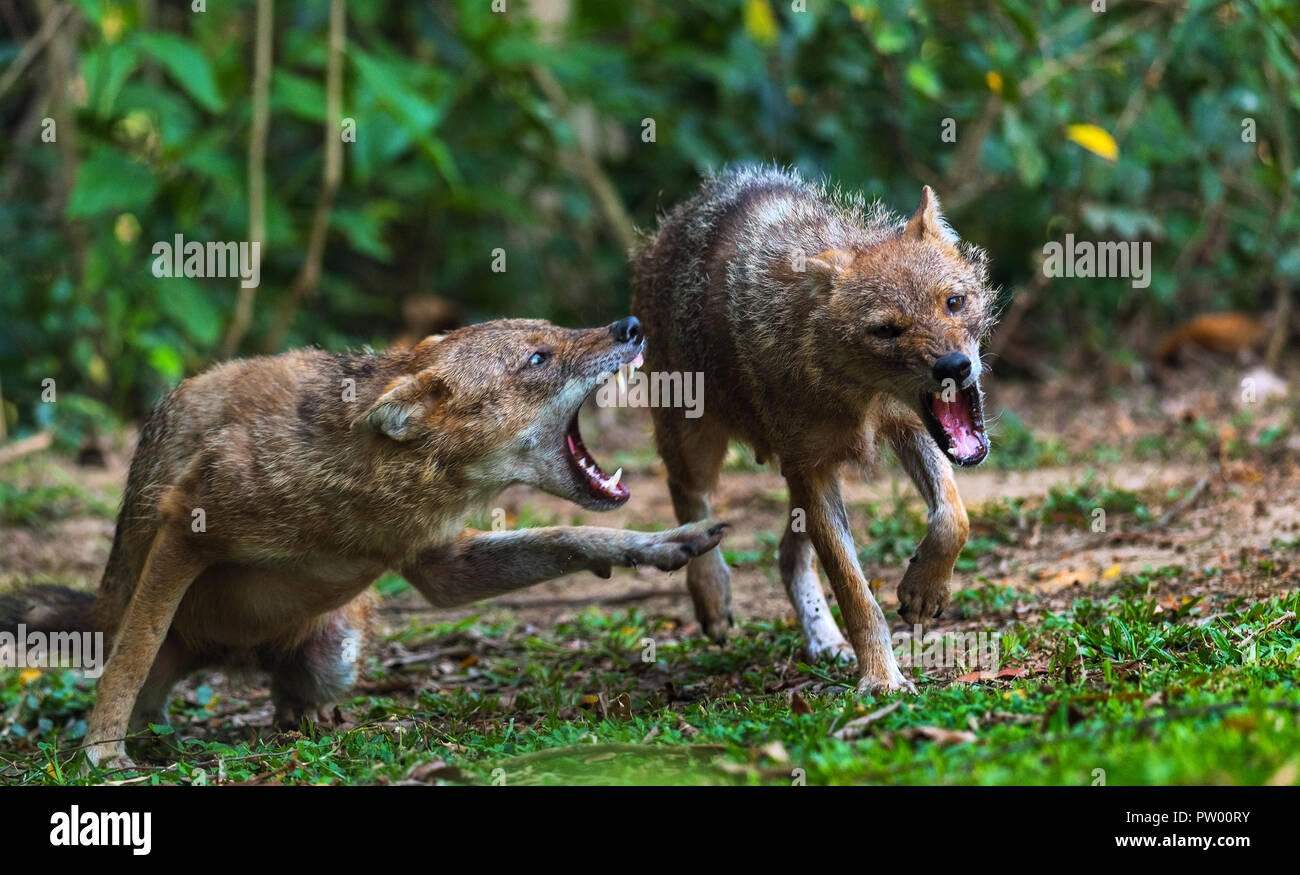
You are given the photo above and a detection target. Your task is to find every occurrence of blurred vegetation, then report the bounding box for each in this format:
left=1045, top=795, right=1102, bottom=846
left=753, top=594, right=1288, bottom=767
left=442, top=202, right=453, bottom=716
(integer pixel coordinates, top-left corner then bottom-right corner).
left=1, top=0, right=1298, bottom=439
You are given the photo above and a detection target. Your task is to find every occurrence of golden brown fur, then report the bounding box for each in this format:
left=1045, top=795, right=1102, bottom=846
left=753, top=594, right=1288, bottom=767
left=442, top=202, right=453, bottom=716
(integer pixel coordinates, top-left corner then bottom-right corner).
left=631, top=165, right=995, bottom=691
left=5, top=318, right=727, bottom=767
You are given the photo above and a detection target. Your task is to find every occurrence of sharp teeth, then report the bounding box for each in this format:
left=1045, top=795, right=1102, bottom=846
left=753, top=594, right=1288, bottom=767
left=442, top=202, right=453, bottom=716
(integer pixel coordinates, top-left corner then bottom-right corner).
left=615, top=367, right=626, bottom=394
left=606, top=467, right=622, bottom=489
left=627, top=362, right=638, bottom=380
left=947, top=446, right=958, bottom=457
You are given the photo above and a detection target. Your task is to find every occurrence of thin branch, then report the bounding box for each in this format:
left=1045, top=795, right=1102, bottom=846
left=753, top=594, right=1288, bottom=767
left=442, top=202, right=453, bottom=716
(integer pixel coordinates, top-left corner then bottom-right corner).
left=1263, top=61, right=1295, bottom=369
left=0, top=0, right=69, bottom=100
left=530, top=65, right=639, bottom=254
left=263, top=0, right=346, bottom=353
left=221, top=0, right=274, bottom=360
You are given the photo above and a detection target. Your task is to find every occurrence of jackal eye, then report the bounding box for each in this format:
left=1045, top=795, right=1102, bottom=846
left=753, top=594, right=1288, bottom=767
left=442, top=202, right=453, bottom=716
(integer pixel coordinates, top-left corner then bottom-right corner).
left=946, top=295, right=966, bottom=314
left=524, top=350, right=550, bottom=369
left=871, top=324, right=903, bottom=340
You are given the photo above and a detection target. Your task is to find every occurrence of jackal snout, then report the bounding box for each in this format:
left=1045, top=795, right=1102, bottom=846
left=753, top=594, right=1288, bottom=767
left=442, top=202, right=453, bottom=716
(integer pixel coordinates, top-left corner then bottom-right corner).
left=931, top=352, right=972, bottom=387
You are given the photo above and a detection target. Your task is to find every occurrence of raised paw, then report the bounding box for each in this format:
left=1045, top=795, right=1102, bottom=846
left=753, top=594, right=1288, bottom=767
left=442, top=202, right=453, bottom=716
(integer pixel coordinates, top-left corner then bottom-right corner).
left=622, top=520, right=730, bottom=572
left=896, top=557, right=952, bottom=626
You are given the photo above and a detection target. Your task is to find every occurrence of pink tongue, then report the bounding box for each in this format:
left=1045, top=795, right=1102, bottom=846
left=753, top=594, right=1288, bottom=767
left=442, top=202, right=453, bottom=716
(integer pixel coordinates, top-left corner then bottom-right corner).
left=934, top=397, right=982, bottom=459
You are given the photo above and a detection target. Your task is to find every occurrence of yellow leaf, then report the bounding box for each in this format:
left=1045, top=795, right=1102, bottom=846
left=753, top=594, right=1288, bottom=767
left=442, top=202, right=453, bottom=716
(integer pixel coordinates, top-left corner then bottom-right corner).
left=1102, top=564, right=1122, bottom=579
left=20, top=669, right=41, bottom=685
left=101, top=6, right=126, bottom=44
left=985, top=71, right=1003, bottom=94
left=1066, top=124, right=1118, bottom=161
left=743, top=0, right=779, bottom=47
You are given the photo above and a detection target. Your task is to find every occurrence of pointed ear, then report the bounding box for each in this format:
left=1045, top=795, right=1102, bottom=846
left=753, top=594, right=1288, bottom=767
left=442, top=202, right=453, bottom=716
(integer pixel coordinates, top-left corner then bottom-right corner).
left=904, top=185, right=957, bottom=244
left=357, top=369, right=445, bottom=441
left=805, top=249, right=855, bottom=281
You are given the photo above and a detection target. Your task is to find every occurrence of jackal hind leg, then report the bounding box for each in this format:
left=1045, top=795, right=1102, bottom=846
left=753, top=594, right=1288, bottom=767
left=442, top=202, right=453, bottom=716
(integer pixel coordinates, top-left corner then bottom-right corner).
left=260, top=594, right=373, bottom=731
left=84, top=522, right=206, bottom=769
left=779, top=509, right=853, bottom=664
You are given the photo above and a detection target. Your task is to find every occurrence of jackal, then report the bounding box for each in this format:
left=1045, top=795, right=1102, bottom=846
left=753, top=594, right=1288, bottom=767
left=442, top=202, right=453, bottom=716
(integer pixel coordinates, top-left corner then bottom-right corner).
left=631, top=165, right=994, bottom=691
left=1, top=317, right=726, bottom=767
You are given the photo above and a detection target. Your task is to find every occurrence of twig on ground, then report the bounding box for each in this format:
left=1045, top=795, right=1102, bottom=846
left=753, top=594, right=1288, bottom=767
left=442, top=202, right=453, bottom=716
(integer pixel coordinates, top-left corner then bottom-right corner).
left=1238, top=611, right=1296, bottom=649
left=0, top=431, right=53, bottom=465
left=1148, top=475, right=1211, bottom=531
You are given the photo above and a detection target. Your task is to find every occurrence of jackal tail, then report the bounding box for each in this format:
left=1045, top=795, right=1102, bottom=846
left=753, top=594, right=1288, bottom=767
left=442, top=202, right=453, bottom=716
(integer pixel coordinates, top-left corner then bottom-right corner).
left=0, top=584, right=98, bottom=635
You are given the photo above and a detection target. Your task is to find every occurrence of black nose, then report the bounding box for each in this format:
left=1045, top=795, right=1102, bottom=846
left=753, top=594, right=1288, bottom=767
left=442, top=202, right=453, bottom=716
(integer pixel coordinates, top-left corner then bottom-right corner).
left=932, top=352, right=971, bottom=384
left=611, top=316, right=643, bottom=345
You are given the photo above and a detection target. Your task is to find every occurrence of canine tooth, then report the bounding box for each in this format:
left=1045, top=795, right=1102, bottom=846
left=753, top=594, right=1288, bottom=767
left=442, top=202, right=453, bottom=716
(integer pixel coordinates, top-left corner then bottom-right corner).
left=628, top=362, right=638, bottom=379
left=615, top=367, right=627, bottom=394
left=606, top=467, right=622, bottom=489
left=947, top=447, right=958, bottom=457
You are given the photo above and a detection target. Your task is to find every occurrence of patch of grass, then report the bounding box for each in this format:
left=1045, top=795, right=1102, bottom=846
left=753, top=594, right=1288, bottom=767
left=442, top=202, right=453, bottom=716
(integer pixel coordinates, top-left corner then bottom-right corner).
left=950, top=581, right=1021, bottom=617
left=857, top=498, right=927, bottom=566
left=1042, top=473, right=1153, bottom=525
left=0, top=475, right=117, bottom=525
left=3, top=563, right=1296, bottom=786
left=721, top=532, right=779, bottom=568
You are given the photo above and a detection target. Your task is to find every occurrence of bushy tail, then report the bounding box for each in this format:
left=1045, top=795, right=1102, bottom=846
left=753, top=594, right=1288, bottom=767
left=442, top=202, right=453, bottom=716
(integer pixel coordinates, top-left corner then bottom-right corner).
left=0, top=584, right=98, bottom=635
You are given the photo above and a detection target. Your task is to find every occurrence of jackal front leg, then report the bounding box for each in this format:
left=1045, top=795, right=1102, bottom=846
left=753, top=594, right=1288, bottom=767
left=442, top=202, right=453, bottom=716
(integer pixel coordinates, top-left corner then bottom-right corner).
left=786, top=467, right=912, bottom=694
left=402, top=521, right=728, bottom=608
left=885, top=421, right=970, bottom=625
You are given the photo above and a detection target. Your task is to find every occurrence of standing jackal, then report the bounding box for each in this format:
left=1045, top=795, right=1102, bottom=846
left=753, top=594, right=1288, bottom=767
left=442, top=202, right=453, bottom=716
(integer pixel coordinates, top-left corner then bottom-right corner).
left=631, top=165, right=994, bottom=692
left=1, top=317, right=726, bottom=768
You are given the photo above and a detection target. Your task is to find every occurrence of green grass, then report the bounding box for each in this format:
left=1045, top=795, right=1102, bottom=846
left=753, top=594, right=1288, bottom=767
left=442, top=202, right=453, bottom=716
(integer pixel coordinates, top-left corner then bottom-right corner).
left=0, top=473, right=117, bottom=525
left=2, top=559, right=1297, bottom=786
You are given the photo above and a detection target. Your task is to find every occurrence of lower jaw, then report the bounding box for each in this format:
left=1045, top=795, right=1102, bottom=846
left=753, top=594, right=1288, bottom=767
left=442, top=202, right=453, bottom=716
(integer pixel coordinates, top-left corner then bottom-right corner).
left=920, top=390, right=989, bottom=467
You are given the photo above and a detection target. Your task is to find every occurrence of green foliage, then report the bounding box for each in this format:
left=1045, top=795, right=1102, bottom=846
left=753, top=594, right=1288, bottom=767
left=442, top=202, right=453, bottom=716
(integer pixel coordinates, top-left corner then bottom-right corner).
left=3, top=1, right=1299, bottom=435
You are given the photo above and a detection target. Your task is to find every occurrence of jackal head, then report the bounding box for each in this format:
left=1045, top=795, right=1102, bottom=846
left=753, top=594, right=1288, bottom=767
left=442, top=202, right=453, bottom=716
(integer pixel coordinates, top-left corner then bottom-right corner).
left=359, top=317, right=645, bottom=510
left=806, top=186, right=995, bottom=465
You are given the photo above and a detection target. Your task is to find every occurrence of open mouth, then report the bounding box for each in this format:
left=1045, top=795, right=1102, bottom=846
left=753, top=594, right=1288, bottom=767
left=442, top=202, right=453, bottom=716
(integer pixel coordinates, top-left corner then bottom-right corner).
left=563, top=351, right=644, bottom=505
left=920, top=382, right=989, bottom=466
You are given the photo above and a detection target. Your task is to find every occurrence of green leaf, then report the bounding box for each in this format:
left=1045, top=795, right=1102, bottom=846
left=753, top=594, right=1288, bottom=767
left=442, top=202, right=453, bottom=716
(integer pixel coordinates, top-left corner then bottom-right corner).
left=147, top=345, right=183, bottom=382
left=156, top=277, right=222, bottom=347
left=136, top=32, right=225, bottom=112
left=905, top=62, right=941, bottom=99
left=272, top=70, right=326, bottom=122
left=81, top=43, right=138, bottom=119
left=66, top=147, right=159, bottom=217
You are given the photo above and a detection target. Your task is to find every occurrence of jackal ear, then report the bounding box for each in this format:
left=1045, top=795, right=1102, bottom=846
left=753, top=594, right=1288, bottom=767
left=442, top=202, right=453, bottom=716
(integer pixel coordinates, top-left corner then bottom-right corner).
left=905, top=185, right=958, bottom=245
left=805, top=249, right=855, bottom=281
left=357, top=369, right=446, bottom=441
